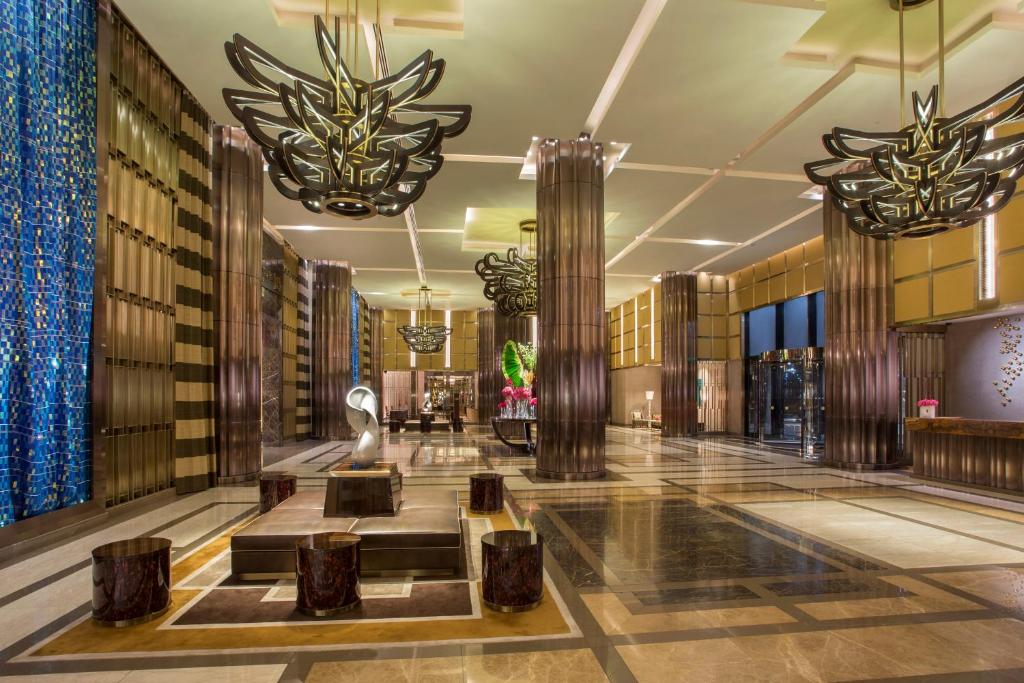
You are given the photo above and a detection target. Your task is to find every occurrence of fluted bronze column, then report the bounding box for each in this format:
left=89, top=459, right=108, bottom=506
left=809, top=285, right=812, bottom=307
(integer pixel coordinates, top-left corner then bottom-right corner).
left=824, top=197, right=899, bottom=469
left=661, top=271, right=698, bottom=437
left=311, top=261, right=353, bottom=440
left=477, top=309, right=496, bottom=422
left=370, top=307, right=384, bottom=421
left=212, top=125, right=262, bottom=482
left=535, top=134, right=606, bottom=480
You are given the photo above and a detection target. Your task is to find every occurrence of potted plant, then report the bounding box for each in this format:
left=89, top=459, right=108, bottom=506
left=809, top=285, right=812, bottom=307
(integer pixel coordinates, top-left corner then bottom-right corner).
left=917, top=398, right=939, bottom=419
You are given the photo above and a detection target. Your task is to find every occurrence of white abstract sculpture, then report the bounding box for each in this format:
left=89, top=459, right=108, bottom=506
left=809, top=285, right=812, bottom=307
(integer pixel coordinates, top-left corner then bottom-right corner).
left=346, top=386, right=380, bottom=468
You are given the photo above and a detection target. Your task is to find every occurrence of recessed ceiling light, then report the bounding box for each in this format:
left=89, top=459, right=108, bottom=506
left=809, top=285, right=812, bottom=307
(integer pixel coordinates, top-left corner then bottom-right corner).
left=651, top=274, right=662, bottom=283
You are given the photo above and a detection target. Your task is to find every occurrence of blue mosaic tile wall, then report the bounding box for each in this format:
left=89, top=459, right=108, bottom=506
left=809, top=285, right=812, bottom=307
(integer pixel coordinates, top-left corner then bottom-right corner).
left=351, top=288, right=361, bottom=386
left=0, top=0, right=97, bottom=527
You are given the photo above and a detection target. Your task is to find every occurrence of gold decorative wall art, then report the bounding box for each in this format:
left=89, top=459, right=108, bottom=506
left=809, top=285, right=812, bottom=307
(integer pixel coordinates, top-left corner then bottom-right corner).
left=994, top=316, right=1023, bottom=407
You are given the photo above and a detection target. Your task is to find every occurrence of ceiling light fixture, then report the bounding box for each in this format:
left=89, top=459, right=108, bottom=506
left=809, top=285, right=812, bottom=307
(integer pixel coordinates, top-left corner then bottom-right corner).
left=398, top=286, right=451, bottom=354
left=805, top=0, right=1024, bottom=239
left=475, top=219, right=538, bottom=317
left=222, top=2, right=470, bottom=219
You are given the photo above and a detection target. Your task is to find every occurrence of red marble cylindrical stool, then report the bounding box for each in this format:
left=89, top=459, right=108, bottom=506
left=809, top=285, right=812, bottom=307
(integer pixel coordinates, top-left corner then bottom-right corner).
left=469, top=472, right=504, bottom=514
left=295, top=532, right=361, bottom=616
left=259, top=472, right=297, bottom=513
left=91, top=537, right=172, bottom=627
left=481, top=530, right=543, bottom=612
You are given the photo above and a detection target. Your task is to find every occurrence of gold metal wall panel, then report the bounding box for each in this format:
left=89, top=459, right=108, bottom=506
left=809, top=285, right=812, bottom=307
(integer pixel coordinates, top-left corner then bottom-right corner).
left=931, top=226, right=975, bottom=269
left=998, top=250, right=1024, bottom=304
left=824, top=197, right=899, bottom=469
left=932, top=265, right=977, bottom=317
left=894, top=277, right=931, bottom=323
left=536, top=136, right=606, bottom=479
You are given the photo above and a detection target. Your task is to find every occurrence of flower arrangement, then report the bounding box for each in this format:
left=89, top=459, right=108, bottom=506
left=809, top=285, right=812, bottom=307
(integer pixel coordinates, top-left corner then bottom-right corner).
left=501, top=385, right=514, bottom=399
left=529, top=397, right=537, bottom=407
left=512, top=386, right=531, bottom=401
left=916, top=398, right=938, bottom=418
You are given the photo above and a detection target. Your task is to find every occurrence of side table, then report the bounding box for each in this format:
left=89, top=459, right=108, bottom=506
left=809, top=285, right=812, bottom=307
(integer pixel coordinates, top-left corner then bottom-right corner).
left=259, top=472, right=297, bottom=513
left=469, top=472, right=504, bottom=514
left=481, top=530, right=543, bottom=612
left=295, top=532, right=361, bottom=616
left=91, top=537, right=172, bottom=627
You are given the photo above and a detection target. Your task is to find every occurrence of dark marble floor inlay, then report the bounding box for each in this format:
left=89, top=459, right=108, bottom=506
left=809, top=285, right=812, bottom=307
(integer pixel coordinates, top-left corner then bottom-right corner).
left=540, top=498, right=838, bottom=586
left=763, top=577, right=914, bottom=599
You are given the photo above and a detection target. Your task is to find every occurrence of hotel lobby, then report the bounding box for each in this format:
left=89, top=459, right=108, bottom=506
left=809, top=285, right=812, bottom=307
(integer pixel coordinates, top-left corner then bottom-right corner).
left=3, top=0, right=1024, bottom=681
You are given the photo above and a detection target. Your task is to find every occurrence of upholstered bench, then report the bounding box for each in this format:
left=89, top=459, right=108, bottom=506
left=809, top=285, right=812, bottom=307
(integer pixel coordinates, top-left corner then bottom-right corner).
left=231, top=489, right=463, bottom=579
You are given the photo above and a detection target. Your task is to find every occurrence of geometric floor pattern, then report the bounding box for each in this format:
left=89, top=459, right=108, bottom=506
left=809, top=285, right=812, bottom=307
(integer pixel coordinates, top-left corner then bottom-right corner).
left=1, top=426, right=1024, bottom=680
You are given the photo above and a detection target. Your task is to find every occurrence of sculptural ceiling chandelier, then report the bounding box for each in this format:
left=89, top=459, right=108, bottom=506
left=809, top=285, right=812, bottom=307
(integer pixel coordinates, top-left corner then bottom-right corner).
left=222, top=2, right=471, bottom=219
left=475, top=219, right=538, bottom=317
left=398, top=286, right=451, bottom=354
left=805, top=0, right=1024, bottom=239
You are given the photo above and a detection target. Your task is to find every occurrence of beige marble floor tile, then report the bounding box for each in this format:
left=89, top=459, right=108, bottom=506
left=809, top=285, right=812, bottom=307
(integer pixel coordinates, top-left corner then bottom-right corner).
left=796, top=575, right=985, bottom=620
left=832, top=618, right=1024, bottom=674
left=738, top=500, right=1024, bottom=568
left=617, top=638, right=823, bottom=682
left=463, top=648, right=608, bottom=682
left=582, top=591, right=794, bottom=635
left=306, top=656, right=464, bottom=683
left=929, top=567, right=1024, bottom=611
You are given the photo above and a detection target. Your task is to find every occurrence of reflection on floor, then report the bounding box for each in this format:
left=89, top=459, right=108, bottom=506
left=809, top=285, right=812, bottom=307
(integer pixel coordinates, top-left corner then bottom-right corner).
left=2, top=426, right=1024, bottom=681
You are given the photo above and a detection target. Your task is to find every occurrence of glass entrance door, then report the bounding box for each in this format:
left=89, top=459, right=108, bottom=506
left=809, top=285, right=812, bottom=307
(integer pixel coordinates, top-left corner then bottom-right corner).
left=756, top=348, right=825, bottom=456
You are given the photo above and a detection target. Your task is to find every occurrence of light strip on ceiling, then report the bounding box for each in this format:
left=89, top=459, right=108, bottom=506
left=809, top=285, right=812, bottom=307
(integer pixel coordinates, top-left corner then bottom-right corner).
left=444, top=309, right=452, bottom=367
left=692, top=204, right=822, bottom=272
left=583, top=0, right=668, bottom=136
left=403, top=203, right=427, bottom=285
left=647, top=237, right=741, bottom=246
left=606, top=173, right=724, bottom=269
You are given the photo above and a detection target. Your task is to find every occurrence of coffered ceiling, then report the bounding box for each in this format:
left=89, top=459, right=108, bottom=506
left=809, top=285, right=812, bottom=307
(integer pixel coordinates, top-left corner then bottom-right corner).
left=117, top=0, right=1024, bottom=310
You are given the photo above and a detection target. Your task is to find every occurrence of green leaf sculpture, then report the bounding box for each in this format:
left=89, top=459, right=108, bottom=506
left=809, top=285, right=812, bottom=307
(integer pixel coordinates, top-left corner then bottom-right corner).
left=501, top=340, right=526, bottom=387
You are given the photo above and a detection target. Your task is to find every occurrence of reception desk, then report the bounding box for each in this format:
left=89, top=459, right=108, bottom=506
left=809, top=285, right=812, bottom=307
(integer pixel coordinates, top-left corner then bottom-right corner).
left=905, top=417, right=1024, bottom=492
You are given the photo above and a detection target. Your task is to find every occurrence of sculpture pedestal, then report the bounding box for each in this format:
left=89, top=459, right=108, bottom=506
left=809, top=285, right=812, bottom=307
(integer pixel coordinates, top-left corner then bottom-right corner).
left=325, top=463, right=401, bottom=517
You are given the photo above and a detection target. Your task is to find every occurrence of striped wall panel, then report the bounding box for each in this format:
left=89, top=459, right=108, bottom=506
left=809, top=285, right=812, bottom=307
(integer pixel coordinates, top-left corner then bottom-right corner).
left=174, top=92, right=216, bottom=493
left=295, top=258, right=312, bottom=440
left=282, top=243, right=300, bottom=441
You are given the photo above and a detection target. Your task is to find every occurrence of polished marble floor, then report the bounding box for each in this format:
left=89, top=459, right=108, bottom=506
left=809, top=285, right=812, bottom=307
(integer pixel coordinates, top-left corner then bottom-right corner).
left=2, top=427, right=1024, bottom=681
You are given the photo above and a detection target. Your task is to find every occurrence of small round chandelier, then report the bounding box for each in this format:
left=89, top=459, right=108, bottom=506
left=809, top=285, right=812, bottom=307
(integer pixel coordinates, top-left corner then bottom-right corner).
left=475, top=219, right=538, bottom=317
left=398, top=286, right=451, bottom=354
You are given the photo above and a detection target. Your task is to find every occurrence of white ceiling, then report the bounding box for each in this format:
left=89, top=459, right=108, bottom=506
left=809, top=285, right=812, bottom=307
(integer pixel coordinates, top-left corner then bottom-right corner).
left=117, top=0, right=1024, bottom=310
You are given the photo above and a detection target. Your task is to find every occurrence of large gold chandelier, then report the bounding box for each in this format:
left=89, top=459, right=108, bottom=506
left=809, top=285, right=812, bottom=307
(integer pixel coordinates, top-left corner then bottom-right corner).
left=805, top=0, right=1024, bottom=239
left=222, top=6, right=470, bottom=219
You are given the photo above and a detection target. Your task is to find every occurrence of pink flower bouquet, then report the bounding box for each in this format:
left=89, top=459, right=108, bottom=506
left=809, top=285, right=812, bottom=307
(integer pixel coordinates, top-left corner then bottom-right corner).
left=529, top=397, right=538, bottom=407
left=916, top=399, right=939, bottom=407
left=501, top=385, right=514, bottom=398
left=512, top=386, right=531, bottom=401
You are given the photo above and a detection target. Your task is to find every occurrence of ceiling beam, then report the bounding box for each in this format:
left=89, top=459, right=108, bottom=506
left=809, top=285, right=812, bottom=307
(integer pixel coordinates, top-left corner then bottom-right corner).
left=583, top=0, right=668, bottom=137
